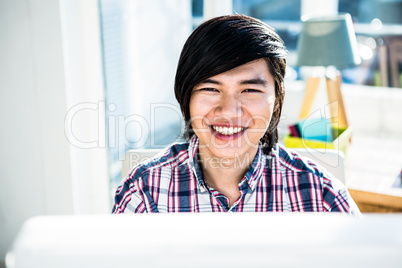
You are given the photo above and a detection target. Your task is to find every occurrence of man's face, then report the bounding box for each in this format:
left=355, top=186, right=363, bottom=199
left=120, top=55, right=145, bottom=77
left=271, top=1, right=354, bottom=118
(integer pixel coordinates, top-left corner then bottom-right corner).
left=189, top=59, right=276, bottom=161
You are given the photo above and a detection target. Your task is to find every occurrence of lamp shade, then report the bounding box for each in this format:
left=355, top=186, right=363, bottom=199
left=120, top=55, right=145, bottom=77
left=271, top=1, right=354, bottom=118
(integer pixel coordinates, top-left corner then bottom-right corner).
left=296, top=13, right=361, bottom=69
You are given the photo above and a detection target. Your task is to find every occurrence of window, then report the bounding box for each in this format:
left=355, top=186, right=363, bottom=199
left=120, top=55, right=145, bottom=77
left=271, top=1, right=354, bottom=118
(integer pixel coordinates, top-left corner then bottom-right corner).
left=99, top=0, right=192, bottom=193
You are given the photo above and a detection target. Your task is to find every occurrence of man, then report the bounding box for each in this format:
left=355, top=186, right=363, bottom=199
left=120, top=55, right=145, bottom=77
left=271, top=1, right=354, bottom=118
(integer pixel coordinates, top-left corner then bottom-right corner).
left=112, top=15, right=360, bottom=215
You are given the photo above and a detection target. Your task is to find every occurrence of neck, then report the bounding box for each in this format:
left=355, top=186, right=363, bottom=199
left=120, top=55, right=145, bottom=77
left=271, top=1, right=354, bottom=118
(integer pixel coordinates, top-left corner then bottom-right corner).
left=198, top=148, right=257, bottom=191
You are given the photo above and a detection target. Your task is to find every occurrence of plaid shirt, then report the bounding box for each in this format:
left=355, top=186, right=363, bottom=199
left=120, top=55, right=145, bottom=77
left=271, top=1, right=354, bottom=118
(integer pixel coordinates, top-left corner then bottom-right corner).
left=112, top=136, right=360, bottom=215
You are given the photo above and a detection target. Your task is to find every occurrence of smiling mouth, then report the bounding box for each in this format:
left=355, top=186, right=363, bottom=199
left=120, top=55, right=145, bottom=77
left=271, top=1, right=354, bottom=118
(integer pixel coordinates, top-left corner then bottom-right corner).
left=210, top=125, right=246, bottom=135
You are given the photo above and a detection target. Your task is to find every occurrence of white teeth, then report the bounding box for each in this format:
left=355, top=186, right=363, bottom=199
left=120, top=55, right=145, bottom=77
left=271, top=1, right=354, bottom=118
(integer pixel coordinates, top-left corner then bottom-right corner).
left=212, top=126, right=244, bottom=135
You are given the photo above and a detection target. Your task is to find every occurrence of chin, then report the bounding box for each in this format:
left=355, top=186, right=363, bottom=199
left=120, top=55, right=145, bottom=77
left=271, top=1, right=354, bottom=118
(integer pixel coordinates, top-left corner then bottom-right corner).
left=207, top=144, right=258, bottom=160
left=196, top=132, right=261, bottom=159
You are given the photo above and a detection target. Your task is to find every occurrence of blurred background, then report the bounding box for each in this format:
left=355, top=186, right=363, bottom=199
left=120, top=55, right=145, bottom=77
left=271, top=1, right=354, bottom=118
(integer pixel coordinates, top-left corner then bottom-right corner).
left=1, top=0, right=402, bottom=267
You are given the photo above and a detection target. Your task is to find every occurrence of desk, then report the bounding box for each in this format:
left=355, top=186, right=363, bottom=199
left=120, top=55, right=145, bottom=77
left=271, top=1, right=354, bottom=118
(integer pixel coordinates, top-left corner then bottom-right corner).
left=345, top=135, right=402, bottom=212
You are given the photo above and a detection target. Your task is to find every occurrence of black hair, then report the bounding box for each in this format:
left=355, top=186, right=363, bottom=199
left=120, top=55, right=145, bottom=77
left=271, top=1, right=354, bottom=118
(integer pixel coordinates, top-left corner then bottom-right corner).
left=174, top=14, right=287, bottom=154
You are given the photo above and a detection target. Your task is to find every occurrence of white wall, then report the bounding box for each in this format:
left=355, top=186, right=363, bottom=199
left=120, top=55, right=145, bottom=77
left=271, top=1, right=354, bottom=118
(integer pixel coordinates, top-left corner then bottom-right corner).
left=0, top=0, right=109, bottom=266
left=0, top=0, right=72, bottom=264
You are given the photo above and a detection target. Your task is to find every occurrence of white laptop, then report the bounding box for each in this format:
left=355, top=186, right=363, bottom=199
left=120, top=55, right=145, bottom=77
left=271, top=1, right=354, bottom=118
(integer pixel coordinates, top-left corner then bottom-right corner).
left=6, top=213, right=402, bottom=268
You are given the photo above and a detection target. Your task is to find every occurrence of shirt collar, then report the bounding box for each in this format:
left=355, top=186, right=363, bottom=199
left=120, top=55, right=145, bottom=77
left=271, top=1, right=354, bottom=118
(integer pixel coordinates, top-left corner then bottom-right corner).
left=242, top=145, right=265, bottom=190
left=188, top=135, right=199, bottom=161
left=187, top=136, right=208, bottom=191
left=187, top=135, right=265, bottom=191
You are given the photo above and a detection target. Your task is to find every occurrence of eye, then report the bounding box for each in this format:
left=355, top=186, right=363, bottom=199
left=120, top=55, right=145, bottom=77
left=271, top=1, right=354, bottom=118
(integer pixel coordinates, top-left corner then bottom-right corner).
left=243, top=89, right=262, bottom=93
left=199, top=87, right=219, bottom=92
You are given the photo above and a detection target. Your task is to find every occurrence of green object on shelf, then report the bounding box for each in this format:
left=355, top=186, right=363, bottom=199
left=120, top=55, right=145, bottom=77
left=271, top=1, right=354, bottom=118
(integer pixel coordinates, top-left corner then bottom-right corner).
left=284, top=126, right=352, bottom=155
left=374, top=71, right=381, bottom=87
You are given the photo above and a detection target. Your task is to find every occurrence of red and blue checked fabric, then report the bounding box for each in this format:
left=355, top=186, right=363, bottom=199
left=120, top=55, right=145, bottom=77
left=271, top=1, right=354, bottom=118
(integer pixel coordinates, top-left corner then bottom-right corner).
left=112, top=136, right=360, bottom=215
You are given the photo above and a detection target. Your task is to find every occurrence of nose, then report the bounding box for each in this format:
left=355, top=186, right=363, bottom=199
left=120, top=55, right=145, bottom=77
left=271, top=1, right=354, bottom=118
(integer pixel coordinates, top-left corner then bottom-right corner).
left=215, top=94, right=243, bottom=118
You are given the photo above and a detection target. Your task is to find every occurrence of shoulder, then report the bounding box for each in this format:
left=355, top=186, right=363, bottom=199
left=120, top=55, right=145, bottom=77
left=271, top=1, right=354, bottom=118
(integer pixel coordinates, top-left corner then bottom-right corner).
left=113, top=142, right=191, bottom=213
left=268, top=144, right=344, bottom=195
left=269, top=144, right=359, bottom=214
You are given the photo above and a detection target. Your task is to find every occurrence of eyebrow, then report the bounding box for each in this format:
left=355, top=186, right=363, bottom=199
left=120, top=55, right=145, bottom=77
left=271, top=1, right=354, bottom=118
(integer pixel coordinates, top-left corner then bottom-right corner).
left=239, top=78, right=268, bottom=86
left=199, top=77, right=268, bottom=86
left=200, top=79, right=221, bottom=85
